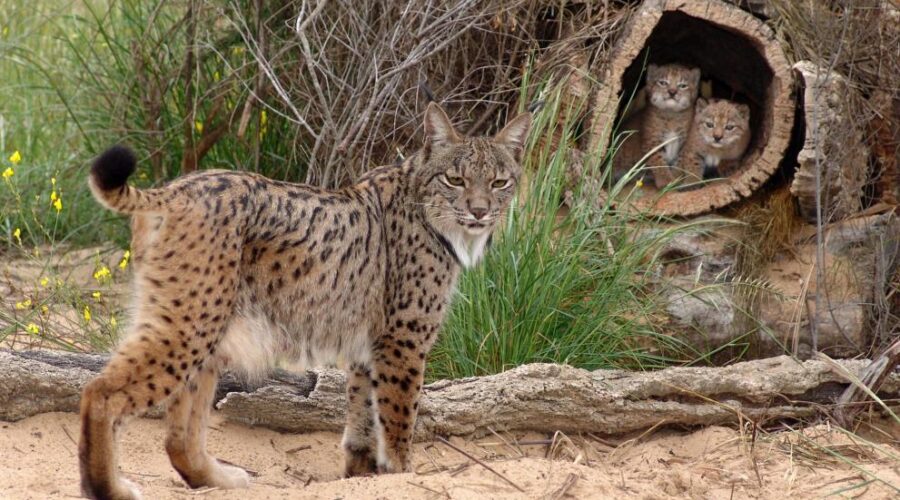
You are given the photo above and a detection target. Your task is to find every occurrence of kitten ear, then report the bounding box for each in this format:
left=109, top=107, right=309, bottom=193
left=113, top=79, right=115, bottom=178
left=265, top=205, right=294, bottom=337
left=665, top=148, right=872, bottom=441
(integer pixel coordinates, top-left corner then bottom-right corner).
left=690, top=67, right=701, bottom=84
left=424, top=102, right=461, bottom=146
left=696, top=97, right=709, bottom=111
left=737, top=103, right=751, bottom=120
left=494, top=112, right=532, bottom=160
left=647, top=64, right=659, bottom=79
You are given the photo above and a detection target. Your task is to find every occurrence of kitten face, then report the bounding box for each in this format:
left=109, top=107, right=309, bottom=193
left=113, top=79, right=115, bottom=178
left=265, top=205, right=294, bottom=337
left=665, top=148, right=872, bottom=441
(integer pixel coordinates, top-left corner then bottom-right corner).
left=417, top=104, right=529, bottom=238
left=694, top=98, right=751, bottom=149
left=646, top=64, right=701, bottom=112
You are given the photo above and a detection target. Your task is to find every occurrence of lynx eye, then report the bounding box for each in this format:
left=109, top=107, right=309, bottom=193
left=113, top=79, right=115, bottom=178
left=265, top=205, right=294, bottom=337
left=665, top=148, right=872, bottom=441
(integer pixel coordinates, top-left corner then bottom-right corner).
left=443, top=174, right=465, bottom=187
left=657, top=80, right=668, bottom=86
left=704, top=121, right=714, bottom=128
left=491, top=178, right=510, bottom=189
left=725, top=124, right=735, bottom=131
left=678, top=83, right=688, bottom=89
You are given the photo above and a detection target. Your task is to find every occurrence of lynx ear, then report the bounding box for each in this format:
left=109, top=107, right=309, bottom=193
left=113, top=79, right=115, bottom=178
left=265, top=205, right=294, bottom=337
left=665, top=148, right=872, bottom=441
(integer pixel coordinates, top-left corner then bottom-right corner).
left=494, top=112, right=532, bottom=160
left=646, top=64, right=659, bottom=79
left=424, top=102, right=461, bottom=146
left=737, top=103, right=751, bottom=120
left=696, top=97, right=709, bottom=111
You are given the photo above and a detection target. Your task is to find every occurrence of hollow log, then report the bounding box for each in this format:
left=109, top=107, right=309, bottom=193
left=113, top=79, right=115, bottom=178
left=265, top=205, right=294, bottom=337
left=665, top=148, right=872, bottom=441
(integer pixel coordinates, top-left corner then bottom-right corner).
left=586, top=0, right=794, bottom=216
left=2, top=350, right=898, bottom=438
left=790, top=61, right=869, bottom=222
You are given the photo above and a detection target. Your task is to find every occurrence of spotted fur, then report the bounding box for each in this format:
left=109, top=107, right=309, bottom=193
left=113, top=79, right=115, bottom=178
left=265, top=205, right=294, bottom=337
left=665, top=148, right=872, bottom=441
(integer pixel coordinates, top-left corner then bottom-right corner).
left=78, top=103, right=531, bottom=500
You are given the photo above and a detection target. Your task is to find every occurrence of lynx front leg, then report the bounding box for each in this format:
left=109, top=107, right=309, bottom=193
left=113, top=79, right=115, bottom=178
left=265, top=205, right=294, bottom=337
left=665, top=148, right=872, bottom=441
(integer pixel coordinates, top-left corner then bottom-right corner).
left=342, top=363, right=377, bottom=477
left=371, top=340, right=426, bottom=473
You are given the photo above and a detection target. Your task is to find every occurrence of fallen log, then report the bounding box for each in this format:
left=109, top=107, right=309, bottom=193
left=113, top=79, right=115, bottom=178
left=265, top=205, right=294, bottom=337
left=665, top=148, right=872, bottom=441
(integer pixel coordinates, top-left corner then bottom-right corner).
left=1, top=350, right=897, bottom=438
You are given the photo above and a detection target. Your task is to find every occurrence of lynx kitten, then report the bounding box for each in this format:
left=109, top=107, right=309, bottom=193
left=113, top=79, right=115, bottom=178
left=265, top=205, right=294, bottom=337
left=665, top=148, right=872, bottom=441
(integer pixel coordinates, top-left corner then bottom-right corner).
left=679, top=97, right=751, bottom=182
left=613, top=63, right=701, bottom=187
left=78, top=103, right=531, bottom=500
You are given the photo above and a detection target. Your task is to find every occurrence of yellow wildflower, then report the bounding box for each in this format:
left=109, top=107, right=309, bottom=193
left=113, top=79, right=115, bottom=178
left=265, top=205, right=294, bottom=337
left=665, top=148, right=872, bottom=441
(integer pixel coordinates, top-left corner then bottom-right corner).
left=25, top=323, right=40, bottom=335
left=635, top=178, right=644, bottom=188
left=2, top=167, right=12, bottom=178
left=15, top=299, right=32, bottom=310
left=13, top=227, right=21, bottom=244
left=260, top=110, right=268, bottom=127
left=53, top=197, right=63, bottom=213
left=110, top=316, right=118, bottom=328
left=195, top=120, right=204, bottom=134
left=92, top=291, right=102, bottom=300
left=41, top=305, right=49, bottom=315
left=118, top=250, right=131, bottom=270
left=93, top=266, right=111, bottom=282
left=213, top=70, right=220, bottom=82
left=50, top=190, right=58, bottom=202
left=40, top=276, right=49, bottom=287
left=83, top=306, right=91, bottom=322
left=8, top=150, right=21, bottom=165
left=51, top=176, right=57, bottom=186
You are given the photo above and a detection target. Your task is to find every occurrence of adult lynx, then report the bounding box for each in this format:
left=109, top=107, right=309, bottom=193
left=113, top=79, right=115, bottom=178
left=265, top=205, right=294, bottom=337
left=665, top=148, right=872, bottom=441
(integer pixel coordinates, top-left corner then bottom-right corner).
left=79, top=103, right=531, bottom=499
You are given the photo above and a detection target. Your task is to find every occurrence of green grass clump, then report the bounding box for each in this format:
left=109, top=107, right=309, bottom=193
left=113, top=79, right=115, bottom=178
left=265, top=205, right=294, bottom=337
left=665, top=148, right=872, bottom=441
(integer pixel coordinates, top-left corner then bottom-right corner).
left=1, top=0, right=301, bottom=249
left=428, top=89, right=691, bottom=380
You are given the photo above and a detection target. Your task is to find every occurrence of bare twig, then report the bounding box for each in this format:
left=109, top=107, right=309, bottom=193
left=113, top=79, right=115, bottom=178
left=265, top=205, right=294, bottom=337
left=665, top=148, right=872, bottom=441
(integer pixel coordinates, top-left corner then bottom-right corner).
left=436, top=436, right=525, bottom=493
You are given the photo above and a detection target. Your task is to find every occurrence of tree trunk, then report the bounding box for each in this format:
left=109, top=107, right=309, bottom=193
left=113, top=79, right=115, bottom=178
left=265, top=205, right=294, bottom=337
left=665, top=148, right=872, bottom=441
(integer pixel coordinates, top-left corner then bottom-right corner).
left=2, top=350, right=897, bottom=438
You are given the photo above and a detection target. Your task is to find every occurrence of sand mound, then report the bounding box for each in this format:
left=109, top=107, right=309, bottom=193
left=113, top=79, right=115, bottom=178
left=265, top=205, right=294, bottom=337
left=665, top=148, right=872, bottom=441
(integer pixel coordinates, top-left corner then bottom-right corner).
left=2, top=412, right=898, bottom=499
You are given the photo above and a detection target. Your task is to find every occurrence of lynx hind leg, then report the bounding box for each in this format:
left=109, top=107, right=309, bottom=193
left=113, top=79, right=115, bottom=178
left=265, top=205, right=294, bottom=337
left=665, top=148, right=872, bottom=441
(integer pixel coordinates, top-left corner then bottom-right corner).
left=343, top=364, right=378, bottom=477
left=80, top=219, right=242, bottom=499
left=165, top=361, right=249, bottom=489
left=79, top=352, right=148, bottom=500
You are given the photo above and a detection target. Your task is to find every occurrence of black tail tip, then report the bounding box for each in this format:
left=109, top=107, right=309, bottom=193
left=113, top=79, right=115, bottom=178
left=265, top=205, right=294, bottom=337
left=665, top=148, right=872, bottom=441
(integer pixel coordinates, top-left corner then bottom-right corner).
left=91, top=145, right=136, bottom=191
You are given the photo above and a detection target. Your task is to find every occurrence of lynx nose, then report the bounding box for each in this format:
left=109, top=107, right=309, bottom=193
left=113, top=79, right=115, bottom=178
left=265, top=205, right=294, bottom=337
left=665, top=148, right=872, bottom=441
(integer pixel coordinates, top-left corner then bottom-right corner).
left=713, top=133, right=723, bottom=142
left=667, top=89, right=677, bottom=97
left=469, top=207, right=488, bottom=220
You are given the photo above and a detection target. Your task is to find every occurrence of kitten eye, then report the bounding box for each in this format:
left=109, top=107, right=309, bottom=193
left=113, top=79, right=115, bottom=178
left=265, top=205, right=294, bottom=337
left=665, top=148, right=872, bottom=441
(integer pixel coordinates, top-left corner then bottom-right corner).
left=657, top=80, right=668, bottom=86
left=678, top=83, right=688, bottom=89
left=725, top=124, right=735, bottom=131
left=491, top=178, right=510, bottom=189
left=443, top=174, right=465, bottom=187
left=705, top=121, right=714, bottom=128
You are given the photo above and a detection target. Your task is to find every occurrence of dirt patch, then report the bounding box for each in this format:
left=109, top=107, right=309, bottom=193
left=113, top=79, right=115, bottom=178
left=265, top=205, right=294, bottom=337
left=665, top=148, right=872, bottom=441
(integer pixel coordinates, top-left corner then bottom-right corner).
left=1, top=412, right=897, bottom=499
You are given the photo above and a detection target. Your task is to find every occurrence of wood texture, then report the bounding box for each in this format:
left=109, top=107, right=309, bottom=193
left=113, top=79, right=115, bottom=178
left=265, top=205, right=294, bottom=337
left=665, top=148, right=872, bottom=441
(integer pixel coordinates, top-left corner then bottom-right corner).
left=790, top=61, right=869, bottom=222
left=2, top=350, right=898, bottom=438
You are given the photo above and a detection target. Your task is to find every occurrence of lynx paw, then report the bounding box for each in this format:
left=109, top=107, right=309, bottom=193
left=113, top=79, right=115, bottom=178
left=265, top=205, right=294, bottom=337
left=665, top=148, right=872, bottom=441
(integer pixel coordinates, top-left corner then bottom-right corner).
left=206, top=461, right=251, bottom=489
left=344, top=446, right=378, bottom=477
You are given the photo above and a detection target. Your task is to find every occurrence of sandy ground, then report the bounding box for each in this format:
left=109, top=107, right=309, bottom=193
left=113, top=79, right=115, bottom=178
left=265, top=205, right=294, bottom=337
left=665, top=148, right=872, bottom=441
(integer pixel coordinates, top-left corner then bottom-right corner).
left=1, top=412, right=898, bottom=499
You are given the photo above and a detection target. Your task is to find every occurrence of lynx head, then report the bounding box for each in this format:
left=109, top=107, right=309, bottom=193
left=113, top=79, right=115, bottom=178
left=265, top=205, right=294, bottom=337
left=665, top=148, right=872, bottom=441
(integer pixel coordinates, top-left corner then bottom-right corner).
left=694, top=98, right=751, bottom=149
left=416, top=102, right=531, bottom=267
left=646, top=63, right=701, bottom=111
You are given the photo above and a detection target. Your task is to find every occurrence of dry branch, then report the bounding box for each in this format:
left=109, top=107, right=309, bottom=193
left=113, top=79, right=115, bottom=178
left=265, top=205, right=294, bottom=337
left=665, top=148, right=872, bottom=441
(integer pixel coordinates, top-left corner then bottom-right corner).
left=2, top=350, right=898, bottom=438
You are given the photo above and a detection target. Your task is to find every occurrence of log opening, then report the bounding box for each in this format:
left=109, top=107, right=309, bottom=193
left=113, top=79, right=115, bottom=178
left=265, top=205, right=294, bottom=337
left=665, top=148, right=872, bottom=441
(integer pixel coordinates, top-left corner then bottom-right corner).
left=589, top=0, right=795, bottom=216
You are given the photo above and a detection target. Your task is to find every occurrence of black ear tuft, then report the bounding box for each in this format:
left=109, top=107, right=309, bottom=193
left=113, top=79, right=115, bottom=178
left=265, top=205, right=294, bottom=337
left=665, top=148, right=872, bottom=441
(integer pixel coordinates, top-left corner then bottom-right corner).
left=91, top=145, right=136, bottom=191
